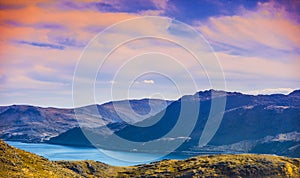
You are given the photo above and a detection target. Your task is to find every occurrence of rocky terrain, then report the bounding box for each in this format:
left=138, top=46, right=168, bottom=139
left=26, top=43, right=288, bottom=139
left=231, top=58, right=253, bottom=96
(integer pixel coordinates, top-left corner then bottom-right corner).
left=1, top=140, right=299, bottom=177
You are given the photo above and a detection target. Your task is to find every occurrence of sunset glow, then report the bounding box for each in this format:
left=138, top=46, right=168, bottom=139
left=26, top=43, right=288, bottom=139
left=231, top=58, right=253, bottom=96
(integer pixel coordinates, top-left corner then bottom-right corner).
left=0, top=0, right=299, bottom=107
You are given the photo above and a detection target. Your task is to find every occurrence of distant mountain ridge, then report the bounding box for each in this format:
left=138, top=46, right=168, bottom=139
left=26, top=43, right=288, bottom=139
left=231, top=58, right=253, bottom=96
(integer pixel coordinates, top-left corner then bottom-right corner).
left=48, top=89, right=300, bottom=157
left=0, top=99, right=171, bottom=142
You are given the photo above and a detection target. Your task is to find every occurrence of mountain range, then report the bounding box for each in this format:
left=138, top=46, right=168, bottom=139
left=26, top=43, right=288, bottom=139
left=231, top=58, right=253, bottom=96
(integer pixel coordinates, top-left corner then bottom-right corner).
left=1, top=89, right=299, bottom=157
left=48, top=89, right=300, bottom=157
left=0, top=99, right=171, bottom=142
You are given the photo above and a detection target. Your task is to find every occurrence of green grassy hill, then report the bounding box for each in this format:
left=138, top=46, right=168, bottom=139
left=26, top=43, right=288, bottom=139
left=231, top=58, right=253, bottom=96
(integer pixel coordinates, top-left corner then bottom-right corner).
left=1, top=140, right=299, bottom=177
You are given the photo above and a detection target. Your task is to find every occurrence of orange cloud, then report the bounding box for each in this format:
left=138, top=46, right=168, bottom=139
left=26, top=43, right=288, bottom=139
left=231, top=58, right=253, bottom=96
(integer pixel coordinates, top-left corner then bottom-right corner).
left=0, top=0, right=139, bottom=80
left=0, top=2, right=138, bottom=41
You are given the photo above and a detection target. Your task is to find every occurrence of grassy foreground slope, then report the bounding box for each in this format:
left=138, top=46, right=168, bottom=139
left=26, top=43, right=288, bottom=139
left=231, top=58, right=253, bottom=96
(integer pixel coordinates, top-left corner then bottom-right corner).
left=1, top=140, right=299, bottom=178
left=0, top=140, right=80, bottom=177
left=112, top=154, right=300, bottom=177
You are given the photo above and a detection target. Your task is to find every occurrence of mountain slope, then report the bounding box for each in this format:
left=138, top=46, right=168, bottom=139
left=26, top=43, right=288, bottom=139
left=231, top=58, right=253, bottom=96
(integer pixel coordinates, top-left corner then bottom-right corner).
left=49, top=90, right=300, bottom=157
left=1, top=140, right=299, bottom=177
left=0, top=99, right=170, bottom=142
left=111, top=90, right=300, bottom=154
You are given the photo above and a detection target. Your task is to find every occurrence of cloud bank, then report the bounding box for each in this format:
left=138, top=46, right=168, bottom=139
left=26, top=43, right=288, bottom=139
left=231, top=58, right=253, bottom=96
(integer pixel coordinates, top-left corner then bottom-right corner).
left=0, top=0, right=299, bottom=107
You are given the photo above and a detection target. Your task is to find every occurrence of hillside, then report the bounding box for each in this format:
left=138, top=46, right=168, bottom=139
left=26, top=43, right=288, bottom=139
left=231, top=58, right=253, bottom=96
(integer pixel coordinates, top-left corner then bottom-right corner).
left=0, top=140, right=79, bottom=177
left=0, top=99, right=170, bottom=142
left=49, top=89, right=300, bottom=157
left=1, top=140, right=299, bottom=177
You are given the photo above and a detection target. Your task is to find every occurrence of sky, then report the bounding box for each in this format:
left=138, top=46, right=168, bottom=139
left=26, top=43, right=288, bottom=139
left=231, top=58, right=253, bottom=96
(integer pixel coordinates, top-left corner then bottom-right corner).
left=0, top=0, right=299, bottom=107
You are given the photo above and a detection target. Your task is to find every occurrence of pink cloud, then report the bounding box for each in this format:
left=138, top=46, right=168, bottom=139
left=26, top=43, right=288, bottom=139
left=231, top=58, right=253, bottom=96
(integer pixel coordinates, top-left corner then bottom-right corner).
left=217, top=52, right=300, bottom=80
left=198, top=1, right=300, bottom=52
left=0, top=0, right=299, bottom=106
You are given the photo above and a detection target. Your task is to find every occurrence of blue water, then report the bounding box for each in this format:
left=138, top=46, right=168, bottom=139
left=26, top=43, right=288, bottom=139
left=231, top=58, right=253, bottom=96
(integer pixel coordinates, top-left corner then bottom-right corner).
left=6, top=141, right=189, bottom=166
